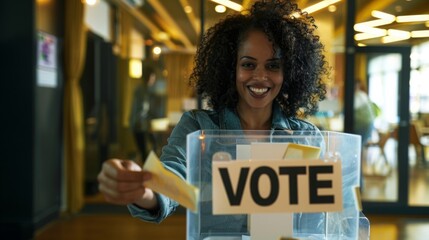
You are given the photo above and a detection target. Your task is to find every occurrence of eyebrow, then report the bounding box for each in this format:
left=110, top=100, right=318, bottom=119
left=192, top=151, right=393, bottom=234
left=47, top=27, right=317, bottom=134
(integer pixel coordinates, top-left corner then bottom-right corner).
left=239, top=56, right=281, bottom=61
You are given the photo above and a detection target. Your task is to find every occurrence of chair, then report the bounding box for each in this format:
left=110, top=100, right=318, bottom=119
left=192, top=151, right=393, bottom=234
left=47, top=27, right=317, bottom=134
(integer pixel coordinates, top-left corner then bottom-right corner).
left=411, top=121, right=428, bottom=165
left=391, top=121, right=427, bottom=167
left=366, top=131, right=390, bottom=160
left=364, top=130, right=392, bottom=176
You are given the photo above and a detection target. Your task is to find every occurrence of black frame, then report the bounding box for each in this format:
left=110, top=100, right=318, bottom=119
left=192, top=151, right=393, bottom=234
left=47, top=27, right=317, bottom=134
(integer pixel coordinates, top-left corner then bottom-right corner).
left=354, top=46, right=425, bottom=214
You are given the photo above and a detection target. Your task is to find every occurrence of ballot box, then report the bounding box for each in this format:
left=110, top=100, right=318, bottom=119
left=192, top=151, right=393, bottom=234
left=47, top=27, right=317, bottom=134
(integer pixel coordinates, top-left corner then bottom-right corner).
left=186, top=130, right=369, bottom=240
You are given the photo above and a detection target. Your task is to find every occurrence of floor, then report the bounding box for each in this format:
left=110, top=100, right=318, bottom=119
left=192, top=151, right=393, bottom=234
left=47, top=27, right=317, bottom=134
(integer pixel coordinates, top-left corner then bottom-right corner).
left=34, top=198, right=429, bottom=240
left=34, top=211, right=429, bottom=240
left=35, top=138, right=429, bottom=240
left=361, top=139, right=429, bottom=204
left=35, top=212, right=187, bottom=240
left=368, top=214, right=429, bottom=240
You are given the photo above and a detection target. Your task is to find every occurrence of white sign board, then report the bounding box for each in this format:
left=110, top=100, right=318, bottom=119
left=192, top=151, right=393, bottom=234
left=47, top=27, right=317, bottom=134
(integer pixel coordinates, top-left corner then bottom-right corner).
left=212, top=159, right=342, bottom=214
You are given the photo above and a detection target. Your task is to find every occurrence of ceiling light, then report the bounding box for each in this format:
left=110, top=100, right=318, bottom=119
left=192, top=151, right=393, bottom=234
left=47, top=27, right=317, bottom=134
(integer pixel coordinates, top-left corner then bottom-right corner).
left=396, top=14, right=429, bottom=23
left=153, top=46, right=162, bottom=55
left=129, top=59, right=142, bottom=79
left=328, top=5, right=337, bottom=12
left=354, top=11, right=395, bottom=28
left=302, top=0, right=341, bottom=14
left=355, top=10, right=429, bottom=44
left=354, top=18, right=395, bottom=29
left=83, top=0, right=98, bottom=5
left=411, top=30, right=429, bottom=38
left=184, top=5, right=192, bottom=14
left=354, top=25, right=387, bottom=35
left=215, top=5, right=227, bottom=13
left=371, top=10, right=395, bottom=21
left=145, top=39, right=154, bottom=46
left=157, top=32, right=169, bottom=41
left=354, top=31, right=387, bottom=41
left=395, top=5, right=402, bottom=13
left=382, top=35, right=410, bottom=43
left=210, top=0, right=242, bottom=12
left=387, top=29, right=411, bottom=38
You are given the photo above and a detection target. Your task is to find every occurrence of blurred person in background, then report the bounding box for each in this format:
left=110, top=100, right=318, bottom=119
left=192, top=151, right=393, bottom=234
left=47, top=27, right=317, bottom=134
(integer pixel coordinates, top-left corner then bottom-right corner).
left=129, top=65, right=157, bottom=161
left=354, top=79, right=377, bottom=146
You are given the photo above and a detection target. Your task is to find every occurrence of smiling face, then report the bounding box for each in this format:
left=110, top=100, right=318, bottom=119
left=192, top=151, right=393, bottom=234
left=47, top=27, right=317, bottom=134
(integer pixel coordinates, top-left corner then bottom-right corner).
left=236, top=30, right=283, bottom=112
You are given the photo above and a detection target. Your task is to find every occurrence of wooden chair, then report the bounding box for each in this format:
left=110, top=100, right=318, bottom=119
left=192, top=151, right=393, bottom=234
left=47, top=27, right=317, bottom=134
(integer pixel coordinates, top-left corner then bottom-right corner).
left=366, top=131, right=390, bottom=161
left=364, top=130, right=392, bottom=176
left=411, top=121, right=428, bottom=165
left=391, top=121, right=427, bottom=166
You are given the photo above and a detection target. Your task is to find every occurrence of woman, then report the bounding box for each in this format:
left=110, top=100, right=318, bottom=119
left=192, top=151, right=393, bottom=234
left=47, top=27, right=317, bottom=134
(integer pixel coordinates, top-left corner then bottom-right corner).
left=129, top=65, right=157, bottom=160
left=98, top=0, right=327, bottom=227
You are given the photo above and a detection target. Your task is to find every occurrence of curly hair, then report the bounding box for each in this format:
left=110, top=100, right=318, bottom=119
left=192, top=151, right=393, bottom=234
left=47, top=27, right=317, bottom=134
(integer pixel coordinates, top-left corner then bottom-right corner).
left=189, top=0, right=328, bottom=117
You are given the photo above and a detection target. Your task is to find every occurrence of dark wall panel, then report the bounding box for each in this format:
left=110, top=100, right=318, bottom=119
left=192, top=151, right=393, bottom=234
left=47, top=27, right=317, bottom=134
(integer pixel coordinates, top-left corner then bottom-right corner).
left=0, top=0, right=64, bottom=239
left=0, top=1, right=37, bottom=238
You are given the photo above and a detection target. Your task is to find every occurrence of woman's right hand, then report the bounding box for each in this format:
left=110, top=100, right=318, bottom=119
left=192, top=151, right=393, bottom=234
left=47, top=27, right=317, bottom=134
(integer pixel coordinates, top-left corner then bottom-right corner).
left=97, top=159, right=158, bottom=210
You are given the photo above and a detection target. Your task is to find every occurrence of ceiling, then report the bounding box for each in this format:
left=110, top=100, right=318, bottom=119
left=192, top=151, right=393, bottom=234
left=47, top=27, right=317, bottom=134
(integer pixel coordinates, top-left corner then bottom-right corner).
left=108, top=0, right=429, bottom=52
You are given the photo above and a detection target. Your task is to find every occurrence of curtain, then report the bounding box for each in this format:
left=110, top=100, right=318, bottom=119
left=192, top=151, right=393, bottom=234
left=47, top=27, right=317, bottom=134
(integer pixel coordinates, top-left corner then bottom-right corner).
left=119, top=9, right=132, bottom=128
left=63, top=0, right=87, bottom=214
left=116, top=9, right=139, bottom=157
left=119, top=8, right=131, bottom=59
left=164, top=52, right=194, bottom=112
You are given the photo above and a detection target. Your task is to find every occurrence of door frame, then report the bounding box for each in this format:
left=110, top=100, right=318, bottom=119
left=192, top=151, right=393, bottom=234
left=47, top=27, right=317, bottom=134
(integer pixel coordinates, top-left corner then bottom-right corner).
left=353, top=46, right=429, bottom=214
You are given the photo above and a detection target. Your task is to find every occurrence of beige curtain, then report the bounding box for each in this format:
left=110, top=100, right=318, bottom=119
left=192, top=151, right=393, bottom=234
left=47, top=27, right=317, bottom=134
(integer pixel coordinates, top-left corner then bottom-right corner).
left=119, top=9, right=132, bottom=127
left=118, top=8, right=131, bottom=59
left=63, top=0, right=87, bottom=214
left=164, top=52, right=195, bottom=112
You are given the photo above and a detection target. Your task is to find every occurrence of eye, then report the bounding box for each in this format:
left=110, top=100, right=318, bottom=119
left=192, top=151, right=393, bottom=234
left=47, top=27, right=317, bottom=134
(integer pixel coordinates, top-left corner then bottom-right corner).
left=241, top=62, right=256, bottom=69
left=266, top=62, right=281, bottom=71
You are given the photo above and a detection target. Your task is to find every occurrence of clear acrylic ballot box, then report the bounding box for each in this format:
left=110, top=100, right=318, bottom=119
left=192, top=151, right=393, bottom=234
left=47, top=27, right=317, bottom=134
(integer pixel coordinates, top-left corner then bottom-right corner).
left=186, top=130, right=369, bottom=240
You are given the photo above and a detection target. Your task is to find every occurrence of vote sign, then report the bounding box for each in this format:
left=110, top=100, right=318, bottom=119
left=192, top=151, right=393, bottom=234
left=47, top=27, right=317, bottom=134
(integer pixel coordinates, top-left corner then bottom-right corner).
left=212, top=159, right=342, bottom=214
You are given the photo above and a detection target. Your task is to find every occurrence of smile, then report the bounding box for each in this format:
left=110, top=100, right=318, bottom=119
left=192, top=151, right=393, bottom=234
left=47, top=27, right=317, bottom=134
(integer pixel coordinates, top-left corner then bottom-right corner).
left=248, top=86, right=269, bottom=96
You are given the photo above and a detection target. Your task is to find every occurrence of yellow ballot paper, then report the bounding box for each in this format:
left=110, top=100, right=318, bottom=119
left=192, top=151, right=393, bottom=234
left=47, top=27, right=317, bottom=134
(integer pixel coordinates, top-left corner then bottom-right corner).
left=283, top=143, right=321, bottom=159
left=143, top=151, right=199, bottom=212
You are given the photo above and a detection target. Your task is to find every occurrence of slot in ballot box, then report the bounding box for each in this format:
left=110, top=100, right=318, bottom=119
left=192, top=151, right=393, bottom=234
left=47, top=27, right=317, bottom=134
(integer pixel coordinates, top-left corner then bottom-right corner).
left=186, top=130, right=368, bottom=240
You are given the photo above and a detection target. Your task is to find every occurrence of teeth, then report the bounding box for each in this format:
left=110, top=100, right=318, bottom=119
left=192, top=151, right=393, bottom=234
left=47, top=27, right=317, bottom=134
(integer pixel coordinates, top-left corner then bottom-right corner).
left=249, top=87, right=268, bottom=95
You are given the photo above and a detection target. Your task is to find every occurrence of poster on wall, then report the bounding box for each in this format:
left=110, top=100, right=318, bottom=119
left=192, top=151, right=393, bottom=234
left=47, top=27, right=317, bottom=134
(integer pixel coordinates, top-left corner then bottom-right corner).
left=37, top=31, right=58, bottom=88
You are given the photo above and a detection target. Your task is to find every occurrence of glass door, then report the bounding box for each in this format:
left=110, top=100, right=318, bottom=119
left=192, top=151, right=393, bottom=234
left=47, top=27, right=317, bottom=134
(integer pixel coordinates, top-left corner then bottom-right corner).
left=358, top=52, right=402, bottom=202
left=354, top=46, right=420, bottom=213
left=408, top=42, right=429, bottom=207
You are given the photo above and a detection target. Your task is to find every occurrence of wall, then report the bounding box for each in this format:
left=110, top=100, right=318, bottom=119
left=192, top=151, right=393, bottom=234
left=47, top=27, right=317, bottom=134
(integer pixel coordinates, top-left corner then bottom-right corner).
left=85, top=0, right=111, bottom=42
left=0, top=0, right=64, bottom=239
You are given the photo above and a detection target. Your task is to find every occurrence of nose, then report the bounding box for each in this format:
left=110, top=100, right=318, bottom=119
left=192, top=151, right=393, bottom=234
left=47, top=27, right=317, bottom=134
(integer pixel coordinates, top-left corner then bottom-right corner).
left=253, top=67, right=268, bottom=81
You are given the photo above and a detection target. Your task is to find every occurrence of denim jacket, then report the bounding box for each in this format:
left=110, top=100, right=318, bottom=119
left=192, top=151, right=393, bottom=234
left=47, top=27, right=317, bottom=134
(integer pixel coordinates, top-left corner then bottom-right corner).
left=128, top=102, right=318, bottom=223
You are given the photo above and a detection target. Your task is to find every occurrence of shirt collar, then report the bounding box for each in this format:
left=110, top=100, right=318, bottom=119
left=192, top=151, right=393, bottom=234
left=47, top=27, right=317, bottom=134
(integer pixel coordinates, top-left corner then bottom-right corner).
left=271, top=101, right=291, bottom=130
left=219, top=101, right=291, bottom=130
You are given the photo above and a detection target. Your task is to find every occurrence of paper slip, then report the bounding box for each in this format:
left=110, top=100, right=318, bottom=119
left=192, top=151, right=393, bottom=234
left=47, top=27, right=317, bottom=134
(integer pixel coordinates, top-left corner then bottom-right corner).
left=250, top=142, right=321, bottom=160
left=283, top=143, right=321, bottom=159
left=143, top=151, right=199, bottom=212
